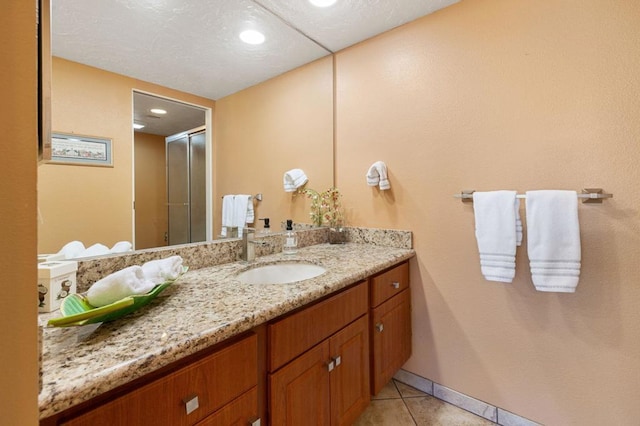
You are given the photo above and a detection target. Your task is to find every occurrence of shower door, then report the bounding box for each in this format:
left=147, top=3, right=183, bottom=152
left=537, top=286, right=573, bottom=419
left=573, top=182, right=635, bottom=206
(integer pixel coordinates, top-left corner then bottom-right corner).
left=166, top=128, right=206, bottom=245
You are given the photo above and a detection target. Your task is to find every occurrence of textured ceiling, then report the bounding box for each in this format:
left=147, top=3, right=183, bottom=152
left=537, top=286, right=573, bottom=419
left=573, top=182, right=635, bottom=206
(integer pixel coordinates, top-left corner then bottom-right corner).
left=52, top=0, right=459, bottom=136
left=52, top=0, right=459, bottom=101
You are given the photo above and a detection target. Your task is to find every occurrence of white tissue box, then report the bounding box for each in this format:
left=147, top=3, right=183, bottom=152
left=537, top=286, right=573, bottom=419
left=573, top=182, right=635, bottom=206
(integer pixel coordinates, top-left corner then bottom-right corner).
left=38, top=261, right=78, bottom=313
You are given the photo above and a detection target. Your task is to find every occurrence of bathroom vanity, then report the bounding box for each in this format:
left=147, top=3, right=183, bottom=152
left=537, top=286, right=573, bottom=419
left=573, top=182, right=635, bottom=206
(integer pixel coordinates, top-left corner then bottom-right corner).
left=39, top=242, right=414, bottom=425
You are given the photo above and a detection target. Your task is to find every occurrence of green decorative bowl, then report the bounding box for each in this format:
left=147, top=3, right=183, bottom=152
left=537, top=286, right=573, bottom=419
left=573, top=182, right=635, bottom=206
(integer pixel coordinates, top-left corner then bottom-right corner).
left=48, top=267, right=187, bottom=327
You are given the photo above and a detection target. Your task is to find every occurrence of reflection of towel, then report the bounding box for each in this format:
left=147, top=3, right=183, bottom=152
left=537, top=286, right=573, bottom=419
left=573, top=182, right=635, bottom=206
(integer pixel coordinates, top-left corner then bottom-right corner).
left=233, top=195, right=253, bottom=236
left=77, top=243, right=110, bottom=258
left=283, top=169, right=308, bottom=192
left=221, top=195, right=235, bottom=237
left=473, top=191, right=518, bottom=283
left=57, top=241, right=85, bottom=259
left=515, top=199, right=523, bottom=247
left=141, top=255, right=184, bottom=285
left=526, top=190, right=581, bottom=293
left=86, top=265, right=155, bottom=307
left=110, top=241, right=133, bottom=253
left=366, top=161, right=391, bottom=190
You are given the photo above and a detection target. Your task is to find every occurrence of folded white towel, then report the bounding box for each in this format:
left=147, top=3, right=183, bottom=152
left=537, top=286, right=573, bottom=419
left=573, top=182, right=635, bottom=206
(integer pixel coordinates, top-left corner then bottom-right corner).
left=473, top=191, right=518, bottom=283
left=141, top=255, right=184, bottom=285
left=110, top=241, right=133, bottom=253
left=86, top=265, right=155, bottom=307
left=283, top=169, right=308, bottom=192
left=57, top=241, right=85, bottom=259
left=221, top=195, right=235, bottom=237
left=526, top=190, right=581, bottom=293
left=233, top=195, right=253, bottom=236
left=76, top=243, right=110, bottom=258
left=366, top=161, right=391, bottom=190
left=515, top=198, right=523, bottom=246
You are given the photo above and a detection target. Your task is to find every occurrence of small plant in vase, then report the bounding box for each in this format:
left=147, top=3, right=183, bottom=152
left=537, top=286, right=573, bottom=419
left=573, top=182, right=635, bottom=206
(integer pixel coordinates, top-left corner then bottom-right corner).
left=298, top=187, right=346, bottom=244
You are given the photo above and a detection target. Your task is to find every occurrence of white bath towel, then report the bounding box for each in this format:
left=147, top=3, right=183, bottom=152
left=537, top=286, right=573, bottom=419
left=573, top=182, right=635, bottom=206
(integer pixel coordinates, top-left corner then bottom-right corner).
left=76, top=243, right=110, bottom=258
left=233, top=195, right=253, bottom=236
left=526, top=190, right=581, bottom=292
left=86, top=265, right=155, bottom=307
left=283, top=169, right=308, bottom=192
left=141, top=255, right=184, bottom=285
left=515, top=198, right=523, bottom=247
left=110, top=241, right=133, bottom=253
left=366, top=161, right=391, bottom=190
left=57, top=241, right=85, bottom=259
left=221, top=195, right=235, bottom=237
left=473, top=191, right=518, bottom=283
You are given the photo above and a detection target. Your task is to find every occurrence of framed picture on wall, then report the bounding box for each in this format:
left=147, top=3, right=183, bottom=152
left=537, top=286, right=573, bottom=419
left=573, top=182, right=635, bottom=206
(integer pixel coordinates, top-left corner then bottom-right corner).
left=50, top=133, right=113, bottom=167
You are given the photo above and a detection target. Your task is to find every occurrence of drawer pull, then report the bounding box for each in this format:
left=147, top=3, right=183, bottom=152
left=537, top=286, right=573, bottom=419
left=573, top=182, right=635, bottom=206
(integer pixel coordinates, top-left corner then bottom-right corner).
left=327, top=360, right=336, bottom=372
left=183, top=395, right=199, bottom=415
left=375, top=323, right=384, bottom=333
left=333, top=356, right=342, bottom=367
left=249, top=418, right=262, bottom=426
left=391, top=282, right=400, bottom=289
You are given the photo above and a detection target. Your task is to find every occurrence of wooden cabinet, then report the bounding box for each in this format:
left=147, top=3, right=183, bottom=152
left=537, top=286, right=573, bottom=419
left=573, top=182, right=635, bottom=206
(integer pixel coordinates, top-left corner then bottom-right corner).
left=60, top=334, right=259, bottom=426
left=268, top=282, right=370, bottom=426
left=369, top=261, right=412, bottom=395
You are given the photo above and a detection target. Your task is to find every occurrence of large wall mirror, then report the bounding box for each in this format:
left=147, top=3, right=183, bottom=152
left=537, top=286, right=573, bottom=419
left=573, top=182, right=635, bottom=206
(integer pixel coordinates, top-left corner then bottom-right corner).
left=38, top=1, right=335, bottom=256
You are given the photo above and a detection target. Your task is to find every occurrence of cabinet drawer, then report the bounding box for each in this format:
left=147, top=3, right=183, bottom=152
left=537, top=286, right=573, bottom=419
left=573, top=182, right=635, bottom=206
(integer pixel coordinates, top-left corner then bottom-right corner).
left=195, top=387, right=258, bottom=426
left=62, top=334, right=257, bottom=426
left=370, top=261, right=409, bottom=308
left=269, top=281, right=368, bottom=372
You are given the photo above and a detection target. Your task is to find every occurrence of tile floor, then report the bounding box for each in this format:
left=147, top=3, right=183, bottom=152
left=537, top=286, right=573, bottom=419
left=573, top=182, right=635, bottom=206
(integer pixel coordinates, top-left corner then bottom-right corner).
left=354, top=379, right=497, bottom=426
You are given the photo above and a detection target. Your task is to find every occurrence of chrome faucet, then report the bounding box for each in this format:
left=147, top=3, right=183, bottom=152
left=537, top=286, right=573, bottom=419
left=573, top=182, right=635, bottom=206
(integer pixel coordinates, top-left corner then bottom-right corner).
left=241, top=227, right=267, bottom=262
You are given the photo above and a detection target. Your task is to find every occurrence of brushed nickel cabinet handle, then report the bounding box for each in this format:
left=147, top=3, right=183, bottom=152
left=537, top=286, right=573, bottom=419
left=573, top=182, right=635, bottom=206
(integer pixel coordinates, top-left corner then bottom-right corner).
left=183, top=395, right=199, bottom=415
left=391, top=282, right=400, bottom=289
left=327, top=360, right=336, bottom=372
left=375, top=323, right=384, bottom=332
left=333, top=356, right=342, bottom=367
left=249, top=418, right=261, bottom=426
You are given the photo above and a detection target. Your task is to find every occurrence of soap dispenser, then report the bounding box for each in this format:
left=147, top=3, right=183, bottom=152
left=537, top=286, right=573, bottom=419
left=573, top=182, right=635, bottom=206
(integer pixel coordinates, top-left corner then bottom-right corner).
left=259, top=218, right=271, bottom=235
left=283, top=219, right=298, bottom=254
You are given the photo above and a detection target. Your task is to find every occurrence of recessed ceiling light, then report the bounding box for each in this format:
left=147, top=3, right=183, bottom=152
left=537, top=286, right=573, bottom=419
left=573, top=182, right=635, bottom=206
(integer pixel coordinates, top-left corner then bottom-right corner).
left=133, top=123, right=145, bottom=129
left=239, top=30, right=265, bottom=45
left=309, top=0, right=337, bottom=7
left=150, top=108, right=167, bottom=115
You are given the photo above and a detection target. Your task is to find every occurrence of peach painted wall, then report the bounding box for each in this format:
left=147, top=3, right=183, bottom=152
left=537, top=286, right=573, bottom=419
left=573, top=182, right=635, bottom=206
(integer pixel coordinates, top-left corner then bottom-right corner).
left=38, top=58, right=215, bottom=253
left=1, top=2, right=39, bottom=424
left=214, top=56, right=334, bottom=235
left=335, top=1, right=640, bottom=425
left=134, top=132, right=168, bottom=249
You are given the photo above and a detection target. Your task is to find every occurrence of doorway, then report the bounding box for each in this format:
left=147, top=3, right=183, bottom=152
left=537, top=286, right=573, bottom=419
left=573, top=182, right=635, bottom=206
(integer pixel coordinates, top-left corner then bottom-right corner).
left=133, top=91, right=211, bottom=250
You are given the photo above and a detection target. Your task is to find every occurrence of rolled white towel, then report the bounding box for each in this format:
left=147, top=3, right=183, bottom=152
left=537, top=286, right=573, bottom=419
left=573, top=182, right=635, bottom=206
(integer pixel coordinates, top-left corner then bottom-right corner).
left=76, top=243, right=110, bottom=258
left=57, top=241, right=85, bottom=259
left=86, top=266, right=155, bottom=307
left=111, top=241, right=133, bottom=253
left=283, top=169, right=308, bottom=192
left=141, top=255, right=184, bottom=285
left=366, top=161, right=391, bottom=190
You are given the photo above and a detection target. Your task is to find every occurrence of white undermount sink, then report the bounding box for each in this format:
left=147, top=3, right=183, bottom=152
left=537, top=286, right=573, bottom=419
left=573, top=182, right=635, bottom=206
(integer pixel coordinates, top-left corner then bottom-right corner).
left=236, top=262, right=327, bottom=285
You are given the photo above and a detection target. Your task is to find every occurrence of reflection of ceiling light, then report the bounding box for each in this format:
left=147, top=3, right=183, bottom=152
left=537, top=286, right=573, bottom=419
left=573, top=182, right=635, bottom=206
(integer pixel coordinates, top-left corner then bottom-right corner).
left=309, top=0, right=337, bottom=7
left=150, top=108, right=167, bottom=114
left=239, top=30, right=265, bottom=45
left=133, top=123, right=145, bottom=129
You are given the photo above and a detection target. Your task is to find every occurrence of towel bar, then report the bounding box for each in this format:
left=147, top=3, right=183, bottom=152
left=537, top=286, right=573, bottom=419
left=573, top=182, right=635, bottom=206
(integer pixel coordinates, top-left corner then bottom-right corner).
left=221, top=193, right=262, bottom=201
left=454, top=188, right=613, bottom=204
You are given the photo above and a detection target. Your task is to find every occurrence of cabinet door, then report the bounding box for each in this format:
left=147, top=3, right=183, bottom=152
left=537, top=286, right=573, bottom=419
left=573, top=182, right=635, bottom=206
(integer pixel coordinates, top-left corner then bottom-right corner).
left=371, top=289, right=412, bottom=395
left=269, top=341, right=331, bottom=426
left=329, top=315, right=370, bottom=426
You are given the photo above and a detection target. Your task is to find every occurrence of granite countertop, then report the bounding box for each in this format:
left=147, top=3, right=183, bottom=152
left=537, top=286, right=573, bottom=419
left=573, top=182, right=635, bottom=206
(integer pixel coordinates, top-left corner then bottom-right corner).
left=39, top=243, right=415, bottom=420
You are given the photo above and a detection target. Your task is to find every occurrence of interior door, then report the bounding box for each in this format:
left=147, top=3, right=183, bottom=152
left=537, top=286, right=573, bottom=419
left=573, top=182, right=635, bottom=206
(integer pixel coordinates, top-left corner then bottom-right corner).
left=166, top=135, right=190, bottom=245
